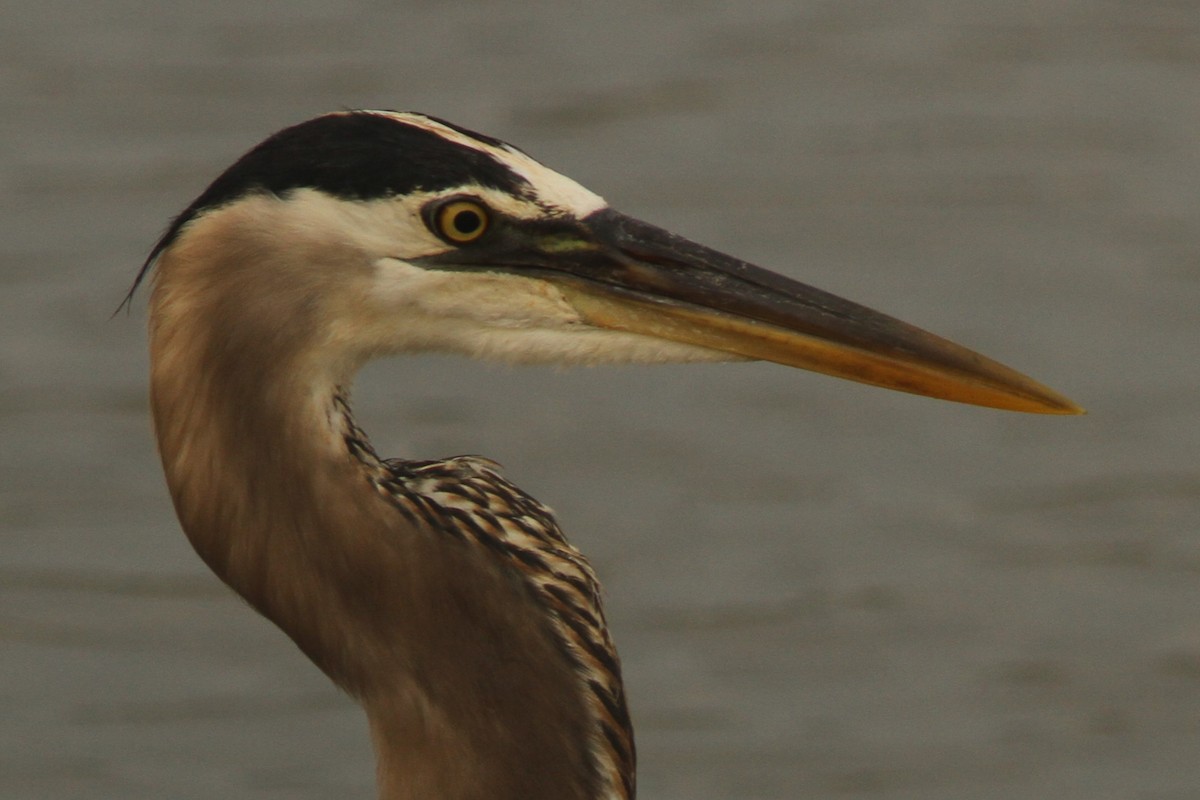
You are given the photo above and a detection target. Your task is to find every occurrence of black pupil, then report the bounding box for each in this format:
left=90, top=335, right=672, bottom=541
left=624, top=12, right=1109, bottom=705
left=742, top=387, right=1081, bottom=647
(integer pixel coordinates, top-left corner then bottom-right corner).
left=452, top=209, right=482, bottom=236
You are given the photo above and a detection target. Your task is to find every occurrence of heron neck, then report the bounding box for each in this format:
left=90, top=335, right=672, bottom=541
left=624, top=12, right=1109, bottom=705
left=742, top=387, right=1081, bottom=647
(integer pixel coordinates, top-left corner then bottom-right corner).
left=147, top=258, right=612, bottom=800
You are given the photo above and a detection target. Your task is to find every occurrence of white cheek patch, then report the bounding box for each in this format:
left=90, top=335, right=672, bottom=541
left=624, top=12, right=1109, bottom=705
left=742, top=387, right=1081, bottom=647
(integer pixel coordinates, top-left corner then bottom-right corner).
left=371, top=259, right=585, bottom=329
left=362, top=259, right=740, bottom=367
left=282, top=188, right=451, bottom=260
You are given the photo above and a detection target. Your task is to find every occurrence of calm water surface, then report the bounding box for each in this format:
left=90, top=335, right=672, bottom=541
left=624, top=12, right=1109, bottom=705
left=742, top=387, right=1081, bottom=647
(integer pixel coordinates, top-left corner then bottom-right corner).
left=2, top=3, right=1198, bottom=798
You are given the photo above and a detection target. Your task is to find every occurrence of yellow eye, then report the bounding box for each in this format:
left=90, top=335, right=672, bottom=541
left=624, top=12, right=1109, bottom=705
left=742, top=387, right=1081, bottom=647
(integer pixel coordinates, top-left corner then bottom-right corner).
left=435, top=199, right=489, bottom=244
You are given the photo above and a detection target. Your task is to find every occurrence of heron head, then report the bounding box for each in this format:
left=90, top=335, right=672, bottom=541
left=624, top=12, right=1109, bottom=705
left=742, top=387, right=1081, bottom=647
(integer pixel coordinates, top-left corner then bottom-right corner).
left=137, top=110, right=1080, bottom=414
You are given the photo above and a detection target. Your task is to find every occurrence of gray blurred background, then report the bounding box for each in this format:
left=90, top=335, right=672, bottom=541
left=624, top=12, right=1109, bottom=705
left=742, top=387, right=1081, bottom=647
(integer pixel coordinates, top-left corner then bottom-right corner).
left=2, top=2, right=1198, bottom=798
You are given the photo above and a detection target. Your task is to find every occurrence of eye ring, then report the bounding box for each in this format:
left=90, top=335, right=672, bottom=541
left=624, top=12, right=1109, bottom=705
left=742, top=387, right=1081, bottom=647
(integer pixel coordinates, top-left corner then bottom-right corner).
left=432, top=198, right=490, bottom=244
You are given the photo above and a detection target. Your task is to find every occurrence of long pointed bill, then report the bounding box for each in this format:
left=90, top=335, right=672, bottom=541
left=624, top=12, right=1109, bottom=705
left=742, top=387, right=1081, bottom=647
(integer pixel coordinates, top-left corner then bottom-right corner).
left=417, top=207, right=1082, bottom=414
left=544, top=210, right=1082, bottom=414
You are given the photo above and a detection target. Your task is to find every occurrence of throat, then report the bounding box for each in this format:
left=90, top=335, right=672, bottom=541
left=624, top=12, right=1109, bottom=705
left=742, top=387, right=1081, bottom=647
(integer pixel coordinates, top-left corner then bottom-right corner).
left=149, top=328, right=626, bottom=799
left=150, top=346, right=381, bottom=678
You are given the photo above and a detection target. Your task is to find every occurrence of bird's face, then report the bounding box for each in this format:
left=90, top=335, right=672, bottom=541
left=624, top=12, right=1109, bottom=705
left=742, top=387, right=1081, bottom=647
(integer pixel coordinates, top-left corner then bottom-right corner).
left=140, top=110, right=1079, bottom=414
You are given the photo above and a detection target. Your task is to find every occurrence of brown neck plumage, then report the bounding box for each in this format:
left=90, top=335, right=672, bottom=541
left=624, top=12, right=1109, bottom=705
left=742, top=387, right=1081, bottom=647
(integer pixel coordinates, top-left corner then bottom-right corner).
left=146, top=212, right=611, bottom=800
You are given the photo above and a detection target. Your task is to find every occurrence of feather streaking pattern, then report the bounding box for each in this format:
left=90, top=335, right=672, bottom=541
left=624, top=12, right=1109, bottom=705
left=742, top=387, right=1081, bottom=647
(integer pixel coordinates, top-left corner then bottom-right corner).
left=333, top=393, right=634, bottom=800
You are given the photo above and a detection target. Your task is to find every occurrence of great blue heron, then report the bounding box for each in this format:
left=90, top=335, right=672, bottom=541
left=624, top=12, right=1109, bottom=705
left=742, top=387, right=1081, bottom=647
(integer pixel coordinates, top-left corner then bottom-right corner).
left=130, top=110, right=1080, bottom=800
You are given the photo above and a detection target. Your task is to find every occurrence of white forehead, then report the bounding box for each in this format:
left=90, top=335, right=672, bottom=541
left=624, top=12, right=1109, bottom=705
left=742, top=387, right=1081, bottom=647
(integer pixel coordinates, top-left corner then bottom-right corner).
left=360, top=110, right=608, bottom=219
